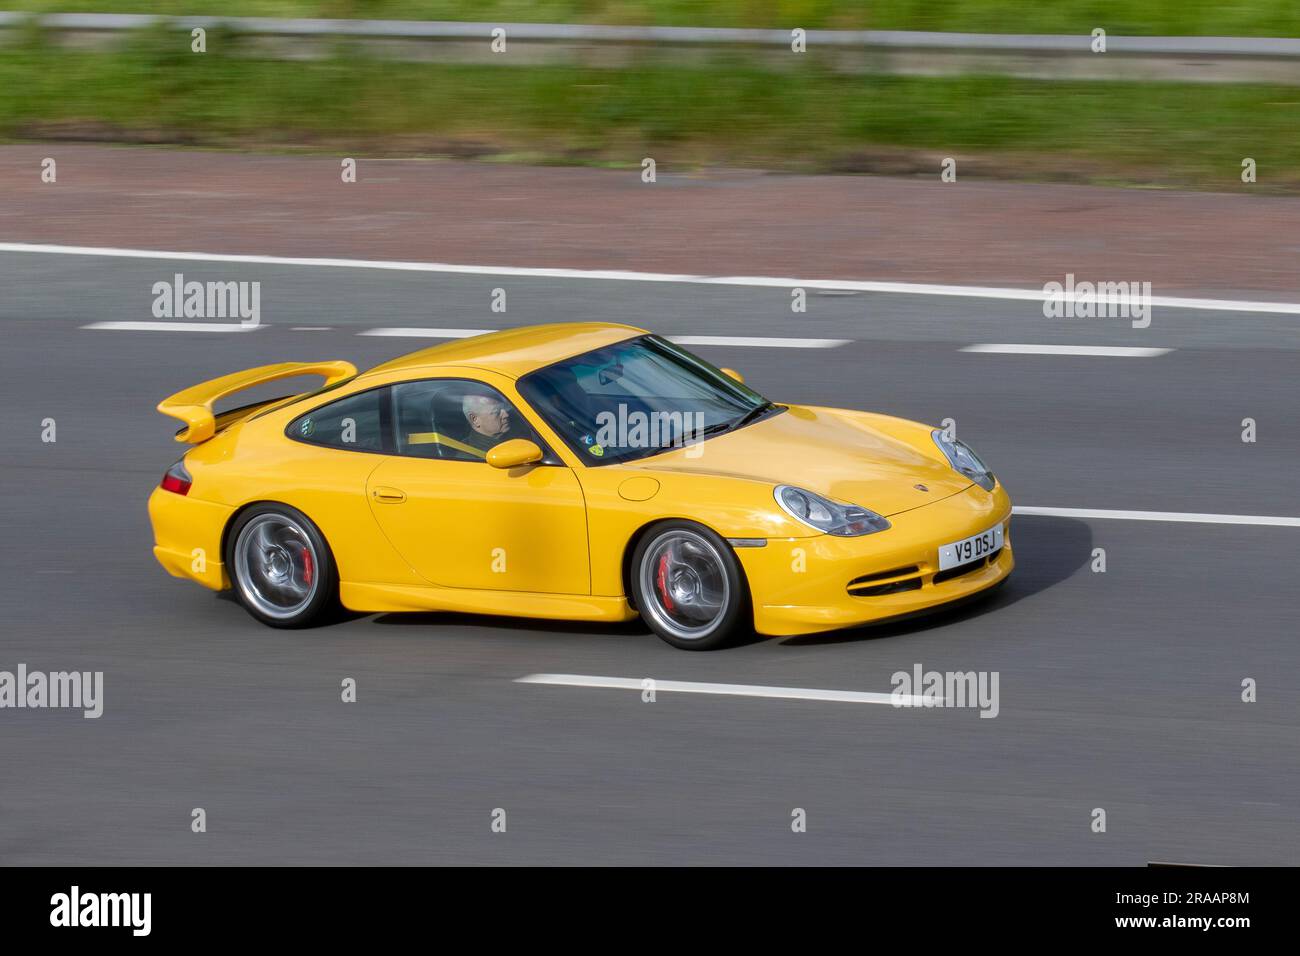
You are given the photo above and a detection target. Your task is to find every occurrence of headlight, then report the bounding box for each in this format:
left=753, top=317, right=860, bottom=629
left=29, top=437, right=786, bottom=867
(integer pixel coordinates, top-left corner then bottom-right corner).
left=932, top=429, right=996, bottom=491
left=774, top=485, right=890, bottom=537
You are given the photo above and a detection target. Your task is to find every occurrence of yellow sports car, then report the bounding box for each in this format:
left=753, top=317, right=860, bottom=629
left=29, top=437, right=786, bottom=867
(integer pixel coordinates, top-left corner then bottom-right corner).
left=149, top=323, right=1012, bottom=649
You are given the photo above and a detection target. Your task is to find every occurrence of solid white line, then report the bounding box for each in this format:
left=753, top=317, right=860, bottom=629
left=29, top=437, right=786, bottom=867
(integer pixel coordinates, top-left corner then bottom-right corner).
left=291, top=325, right=332, bottom=331
left=358, top=327, right=493, bottom=338
left=1014, top=506, right=1300, bottom=528
left=669, top=335, right=850, bottom=348
left=514, top=673, right=930, bottom=706
left=356, top=328, right=850, bottom=347
left=962, top=344, right=1171, bottom=357
left=8, top=242, right=1300, bottom=315
left=81, top=320, right=260, bottom=332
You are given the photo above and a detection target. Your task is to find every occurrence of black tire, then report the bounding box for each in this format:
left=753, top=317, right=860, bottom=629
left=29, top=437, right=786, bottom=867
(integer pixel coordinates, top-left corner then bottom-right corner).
left=630, top=520, right=749, bottom=650
left=224, top=503, right=339, bottom=628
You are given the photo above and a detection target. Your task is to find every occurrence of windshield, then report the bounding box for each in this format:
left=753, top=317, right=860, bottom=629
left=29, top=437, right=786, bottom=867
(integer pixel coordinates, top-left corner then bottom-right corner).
left=517, top=334, right=779, bottom=465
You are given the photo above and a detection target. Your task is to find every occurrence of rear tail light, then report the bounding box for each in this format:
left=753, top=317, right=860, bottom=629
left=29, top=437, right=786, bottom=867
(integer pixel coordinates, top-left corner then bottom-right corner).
left=160, top=459, right=193, bottom=496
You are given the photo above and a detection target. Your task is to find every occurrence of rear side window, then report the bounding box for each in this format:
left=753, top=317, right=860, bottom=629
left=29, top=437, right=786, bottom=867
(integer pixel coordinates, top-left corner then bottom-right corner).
left=289, top=387, right=389, bottom=453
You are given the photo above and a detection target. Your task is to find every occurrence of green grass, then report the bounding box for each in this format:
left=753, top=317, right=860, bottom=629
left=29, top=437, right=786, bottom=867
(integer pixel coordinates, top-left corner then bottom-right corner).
left=3, top=32, right=1298, bottom=189
left=7, top=0, right=1300, bottom=37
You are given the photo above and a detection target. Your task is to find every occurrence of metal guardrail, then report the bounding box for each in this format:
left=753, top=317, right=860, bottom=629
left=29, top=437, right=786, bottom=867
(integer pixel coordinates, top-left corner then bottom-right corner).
left=5, top=13, right=1300, bottom=82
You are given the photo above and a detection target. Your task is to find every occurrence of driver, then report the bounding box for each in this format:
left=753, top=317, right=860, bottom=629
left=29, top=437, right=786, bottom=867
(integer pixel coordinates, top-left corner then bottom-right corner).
left=461, top=392, right=513, bottom=452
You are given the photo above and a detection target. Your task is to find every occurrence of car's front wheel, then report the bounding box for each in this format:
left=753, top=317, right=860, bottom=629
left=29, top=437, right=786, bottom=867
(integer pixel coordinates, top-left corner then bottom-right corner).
left=226, top=504, right=338, bottom=628
left=631, top=521, right=748, bottom=650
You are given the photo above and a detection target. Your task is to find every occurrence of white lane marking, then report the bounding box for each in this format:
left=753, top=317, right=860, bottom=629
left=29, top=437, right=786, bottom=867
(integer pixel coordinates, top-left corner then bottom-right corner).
left=962, top=344, right=1171, bottom=357
left=357, top=328, right=848, bottom=348
left=358, top=327, right=493, bottom=338
left=291, top=325, right=332, bottom=331
left=1014, top=506, right=1300, bottom=528
left=669, top=335, right=850, bottom=348
left=8, top=242, right=1300, bottom=315
left=81, top=321, right=260, bottom=332
left=514, top=673, right=930, bottom=706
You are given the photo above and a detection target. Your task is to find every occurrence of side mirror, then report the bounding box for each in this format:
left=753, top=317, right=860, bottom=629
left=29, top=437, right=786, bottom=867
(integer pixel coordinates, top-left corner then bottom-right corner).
left=487, top=438, right=543, bottom=469
left=719, top=367, right=745, bottom=384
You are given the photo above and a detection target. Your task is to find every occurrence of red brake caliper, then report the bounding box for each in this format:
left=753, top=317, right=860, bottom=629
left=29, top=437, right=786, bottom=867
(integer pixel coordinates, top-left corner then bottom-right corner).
left=301, top=544, right=314, bottom=586
left=656, top=552, right=674, bottom=612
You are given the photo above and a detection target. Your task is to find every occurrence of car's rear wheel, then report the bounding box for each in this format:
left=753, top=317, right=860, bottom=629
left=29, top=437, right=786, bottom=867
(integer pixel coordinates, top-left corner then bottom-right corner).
left=631, top=521, right=748, bottom=650
left=227, top=504, right=338, bottom=628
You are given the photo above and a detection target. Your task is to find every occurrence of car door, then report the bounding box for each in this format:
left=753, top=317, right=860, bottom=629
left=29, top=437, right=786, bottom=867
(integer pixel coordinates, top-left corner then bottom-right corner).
left=365, top=377, right=590, bottom=594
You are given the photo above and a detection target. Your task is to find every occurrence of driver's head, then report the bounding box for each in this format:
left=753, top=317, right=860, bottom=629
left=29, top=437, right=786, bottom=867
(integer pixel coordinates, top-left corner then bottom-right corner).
left=463, top=393, right=511, bottom=438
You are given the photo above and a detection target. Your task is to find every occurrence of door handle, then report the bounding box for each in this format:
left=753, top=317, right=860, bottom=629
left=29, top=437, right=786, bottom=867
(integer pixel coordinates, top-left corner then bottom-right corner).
left=372, top=486, right=407, bottom=504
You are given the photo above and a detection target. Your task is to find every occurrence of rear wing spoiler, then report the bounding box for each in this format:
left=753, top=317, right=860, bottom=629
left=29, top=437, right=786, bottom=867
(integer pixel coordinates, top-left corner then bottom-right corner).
left=157, top=360, right=357, bottom=443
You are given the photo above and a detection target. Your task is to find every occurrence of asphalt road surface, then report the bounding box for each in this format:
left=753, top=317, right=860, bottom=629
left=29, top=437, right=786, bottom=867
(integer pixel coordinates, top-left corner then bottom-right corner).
left=1, top=247, right=1296, bottom=865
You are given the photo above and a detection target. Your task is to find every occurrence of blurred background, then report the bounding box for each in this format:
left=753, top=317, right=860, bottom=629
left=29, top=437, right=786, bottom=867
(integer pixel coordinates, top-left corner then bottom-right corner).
left=3, top=1, right=1300, bottom=190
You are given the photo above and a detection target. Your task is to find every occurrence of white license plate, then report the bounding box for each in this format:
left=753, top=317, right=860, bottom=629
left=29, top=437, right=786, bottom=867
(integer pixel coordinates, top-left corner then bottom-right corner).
left=937, top=525, right=1004, bottom=571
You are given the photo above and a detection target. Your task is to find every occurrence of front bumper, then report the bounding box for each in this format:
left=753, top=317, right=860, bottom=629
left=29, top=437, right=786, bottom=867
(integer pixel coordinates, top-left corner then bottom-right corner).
left=736, top=483, right=1013, bottom=636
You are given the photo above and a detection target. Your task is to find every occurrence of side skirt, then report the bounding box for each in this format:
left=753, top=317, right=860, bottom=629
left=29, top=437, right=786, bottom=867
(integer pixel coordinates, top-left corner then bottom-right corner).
left=340, top=582, right=637, bottom=623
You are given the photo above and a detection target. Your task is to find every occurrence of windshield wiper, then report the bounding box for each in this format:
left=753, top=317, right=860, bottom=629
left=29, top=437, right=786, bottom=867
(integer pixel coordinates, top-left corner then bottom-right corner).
left=698, top=401, right=778, bottom=438
left=731, top=401, right=779, bottom=430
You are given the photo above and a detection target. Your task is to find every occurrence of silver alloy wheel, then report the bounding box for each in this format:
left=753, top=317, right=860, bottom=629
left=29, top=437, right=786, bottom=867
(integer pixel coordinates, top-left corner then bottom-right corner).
left=233, top=513, right=321, bottom=621
left=639, top=529, right=730, bottom=641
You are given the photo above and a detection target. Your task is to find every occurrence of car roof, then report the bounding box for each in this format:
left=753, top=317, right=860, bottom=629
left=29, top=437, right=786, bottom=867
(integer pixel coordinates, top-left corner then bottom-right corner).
left=360, top=322, right=647, bottom=380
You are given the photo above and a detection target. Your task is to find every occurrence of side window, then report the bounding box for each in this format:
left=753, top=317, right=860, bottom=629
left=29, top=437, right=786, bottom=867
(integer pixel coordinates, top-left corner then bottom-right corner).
left=289, top=387, right=387, bottom=452
left=392, top=379, right=549, bottom=463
